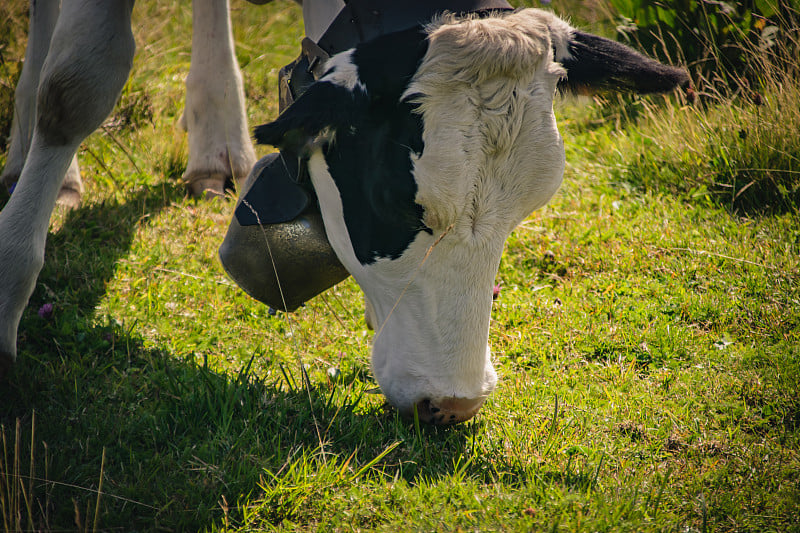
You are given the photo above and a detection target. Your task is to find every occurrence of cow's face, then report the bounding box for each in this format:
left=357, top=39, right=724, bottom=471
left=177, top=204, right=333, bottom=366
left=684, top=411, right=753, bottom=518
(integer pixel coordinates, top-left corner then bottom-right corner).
left=254, top=10, right=688, bottom=423
left=307, top=19, right=566, bottom=423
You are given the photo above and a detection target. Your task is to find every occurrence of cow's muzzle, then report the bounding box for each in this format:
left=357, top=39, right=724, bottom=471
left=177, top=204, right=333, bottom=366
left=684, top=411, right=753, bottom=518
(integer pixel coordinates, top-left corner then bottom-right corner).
left=414, top=396, right=487, bottom=425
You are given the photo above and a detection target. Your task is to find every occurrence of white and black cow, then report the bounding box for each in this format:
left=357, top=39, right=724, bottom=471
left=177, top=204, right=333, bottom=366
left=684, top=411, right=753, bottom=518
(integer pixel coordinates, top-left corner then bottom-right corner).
left=254, top=8, right=688, bottom=423
left=0, top=1, right=687, bottom=425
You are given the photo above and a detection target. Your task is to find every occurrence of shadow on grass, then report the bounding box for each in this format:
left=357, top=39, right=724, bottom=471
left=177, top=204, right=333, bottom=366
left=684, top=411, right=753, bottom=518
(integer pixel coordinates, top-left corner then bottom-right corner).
left=0, top=321, right=501, bottom=530
left=0, top=183, right=537, bottom=531
left=24, top=182, right=180, bottom=323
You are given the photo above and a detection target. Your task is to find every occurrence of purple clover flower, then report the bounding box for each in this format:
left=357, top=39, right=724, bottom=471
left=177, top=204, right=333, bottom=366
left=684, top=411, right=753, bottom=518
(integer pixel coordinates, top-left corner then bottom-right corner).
left=38, top=303, right=54, bottom=319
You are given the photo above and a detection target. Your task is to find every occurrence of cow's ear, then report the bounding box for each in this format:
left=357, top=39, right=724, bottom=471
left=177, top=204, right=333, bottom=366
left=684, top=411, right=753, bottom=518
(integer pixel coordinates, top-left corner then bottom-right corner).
left=256, top=26, right=428, bottom=153
left=558, top=30, right=690, bottom=94
left=254, top=80, right=368, bottom=152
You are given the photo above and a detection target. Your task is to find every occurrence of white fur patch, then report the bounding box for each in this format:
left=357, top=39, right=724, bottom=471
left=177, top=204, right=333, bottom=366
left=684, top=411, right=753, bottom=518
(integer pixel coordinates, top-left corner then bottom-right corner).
left=407, top=9, right=566, bottom=240
left=319, top=50, right=366, bottom=93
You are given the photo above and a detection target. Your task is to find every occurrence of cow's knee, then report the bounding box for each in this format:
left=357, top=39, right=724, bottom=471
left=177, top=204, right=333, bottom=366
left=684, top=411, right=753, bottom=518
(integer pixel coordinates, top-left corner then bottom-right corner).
left=36, top=25, right=135, bottom=148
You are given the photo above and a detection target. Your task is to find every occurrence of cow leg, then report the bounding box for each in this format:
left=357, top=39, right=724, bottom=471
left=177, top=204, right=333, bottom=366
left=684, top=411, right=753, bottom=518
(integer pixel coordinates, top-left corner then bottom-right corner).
left=0, top=1, right=59, bottom=193
left=180, top=0, right=257, bottom=197
left=181, top=0, right=344, bottom=198
left=179, top=0, right=341, bottom=197
left=0, top=0, right=136, bottom=373
left=1, top=1, right=84, bottom=208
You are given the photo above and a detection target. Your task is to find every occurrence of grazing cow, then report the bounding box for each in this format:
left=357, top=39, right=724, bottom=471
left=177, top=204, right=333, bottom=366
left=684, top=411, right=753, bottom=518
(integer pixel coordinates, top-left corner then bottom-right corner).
left=0, top=0, right=688, bottom=425
left=252, top=7, right=688, bottom=423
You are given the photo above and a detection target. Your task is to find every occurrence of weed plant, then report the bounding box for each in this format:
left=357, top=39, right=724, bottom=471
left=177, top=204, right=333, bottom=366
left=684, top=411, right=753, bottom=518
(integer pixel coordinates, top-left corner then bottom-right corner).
left=0, top=1, right=798, bottom=531
left=610, top=0, right=800, bottom=94
left=605, top=1, right=800, bottom=212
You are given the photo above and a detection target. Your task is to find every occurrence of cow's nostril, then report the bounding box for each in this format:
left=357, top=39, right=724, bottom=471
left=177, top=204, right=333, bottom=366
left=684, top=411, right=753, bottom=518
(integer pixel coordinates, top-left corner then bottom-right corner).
left=414, top=396, right=486, bottom=425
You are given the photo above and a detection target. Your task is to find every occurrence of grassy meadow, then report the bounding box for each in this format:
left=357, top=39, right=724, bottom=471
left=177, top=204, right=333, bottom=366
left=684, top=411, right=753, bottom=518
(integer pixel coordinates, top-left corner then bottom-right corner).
left=1, top=0, right=798, bottom=531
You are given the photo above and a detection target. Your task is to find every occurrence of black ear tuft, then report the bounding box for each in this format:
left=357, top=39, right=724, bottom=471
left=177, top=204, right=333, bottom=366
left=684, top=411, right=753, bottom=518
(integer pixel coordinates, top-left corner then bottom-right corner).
left=254, top=81, right=368, bottom=152
left=253, top=123, right=310, bottom=153
left=559, top=31, right=690, bottom=94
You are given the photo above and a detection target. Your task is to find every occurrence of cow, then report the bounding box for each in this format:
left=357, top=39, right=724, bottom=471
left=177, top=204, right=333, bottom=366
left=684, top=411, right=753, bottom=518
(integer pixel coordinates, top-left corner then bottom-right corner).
left=0, top=0, right=688, bottom=425
left=248, top=7, right=689, bottom=423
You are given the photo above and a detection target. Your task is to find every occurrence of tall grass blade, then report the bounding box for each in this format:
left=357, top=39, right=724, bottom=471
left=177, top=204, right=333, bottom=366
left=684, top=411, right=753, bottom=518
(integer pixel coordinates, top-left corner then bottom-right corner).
left=13, top=419, right=20, bottom=532
left=589, top=451, right=605, bottom=493
left=92, top=447, right=106, bottom=533
left=350, top=441, right=401, bottom=481
left=543, top=394, right=560, bottom=455
left=0, top=424, right=8, bottom=532
left=26, top=412, right=35, bottom=532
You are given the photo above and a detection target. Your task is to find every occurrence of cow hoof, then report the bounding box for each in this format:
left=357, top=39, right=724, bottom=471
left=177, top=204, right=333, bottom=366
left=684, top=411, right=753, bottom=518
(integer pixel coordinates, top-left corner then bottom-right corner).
left=185, top=173, right=228, bottom=199
left=415, top=397, right=486, bottom=425
left=56, top=185, right=82, bottom=208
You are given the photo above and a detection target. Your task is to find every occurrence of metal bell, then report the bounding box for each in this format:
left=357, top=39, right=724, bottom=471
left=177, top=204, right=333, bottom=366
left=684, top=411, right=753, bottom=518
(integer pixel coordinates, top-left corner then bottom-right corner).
left=219, top=153, right=350, bottom=311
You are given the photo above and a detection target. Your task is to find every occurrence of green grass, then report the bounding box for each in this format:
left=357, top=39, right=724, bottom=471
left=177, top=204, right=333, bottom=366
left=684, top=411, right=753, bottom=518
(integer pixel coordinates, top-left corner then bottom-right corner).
left=1, top=1, right=799, bottom=531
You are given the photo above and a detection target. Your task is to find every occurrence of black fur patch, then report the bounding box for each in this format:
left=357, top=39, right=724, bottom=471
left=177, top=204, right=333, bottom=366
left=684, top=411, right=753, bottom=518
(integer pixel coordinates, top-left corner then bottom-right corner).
left=559, top=31, right=690, bottom=94
left=255, top=27, right=432, bottom=265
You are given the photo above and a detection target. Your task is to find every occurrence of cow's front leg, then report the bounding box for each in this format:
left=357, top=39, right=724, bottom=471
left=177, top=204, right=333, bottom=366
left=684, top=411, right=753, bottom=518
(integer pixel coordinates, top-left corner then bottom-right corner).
left=0, top=0, right=135, bottom=373
left=1, top=0, right=84, bottom=208
left=181, top=0, right=257, bottom=197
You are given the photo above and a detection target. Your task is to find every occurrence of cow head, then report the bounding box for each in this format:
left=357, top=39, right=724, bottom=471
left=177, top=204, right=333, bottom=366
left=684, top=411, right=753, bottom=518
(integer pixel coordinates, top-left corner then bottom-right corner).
left=255, top=9, right=688, bottom=423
